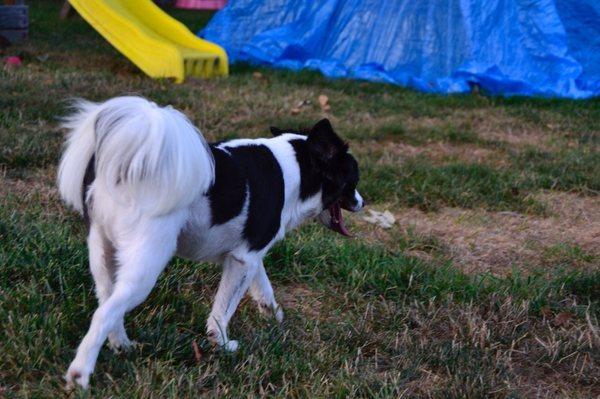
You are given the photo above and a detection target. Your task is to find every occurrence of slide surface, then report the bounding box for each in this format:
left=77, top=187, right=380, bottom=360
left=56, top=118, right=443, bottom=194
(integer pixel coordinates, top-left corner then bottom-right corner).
left=69, top=0, right=228, bottom=82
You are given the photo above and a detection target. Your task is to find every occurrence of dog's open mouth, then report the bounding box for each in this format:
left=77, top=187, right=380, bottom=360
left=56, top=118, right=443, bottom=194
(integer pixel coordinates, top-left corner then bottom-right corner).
left=328, top=202, right=351, bottom=237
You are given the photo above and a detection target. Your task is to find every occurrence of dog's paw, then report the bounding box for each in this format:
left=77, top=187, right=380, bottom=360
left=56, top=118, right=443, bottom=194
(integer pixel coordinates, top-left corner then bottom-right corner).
left=259, top=302, right=284, bottom=323
left=206, top=316, right=241, bottom=353
left=206, top=328, right=224, bottom=345
left=108, top=327, right=136, bottom=353
left=64, top=366, right=90, bottom=391
left=108, top=337, right=138, bottom=354
left=274, top=306, right=284, bottom=323
left=223, top=340, right=239, bottom=352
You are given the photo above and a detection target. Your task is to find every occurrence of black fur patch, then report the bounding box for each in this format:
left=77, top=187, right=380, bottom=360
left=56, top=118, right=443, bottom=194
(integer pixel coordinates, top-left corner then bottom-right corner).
left=208, top=147, right=247, bottom=225
left=82, top=154, right=96, bottom=229
left=289, top=139, right=321, bottom=200
left=319, top=152, right=359, bottom=209
left=102, top=235, right=118, bottom=283
left=208, top=144, right=285, bottom=251
left=270, top=126, right=285, bottom=136
left=287, top=120, right=360, bottom=210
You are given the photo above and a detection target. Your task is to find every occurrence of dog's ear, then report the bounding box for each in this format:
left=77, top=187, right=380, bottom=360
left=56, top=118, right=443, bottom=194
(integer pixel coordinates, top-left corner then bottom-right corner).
left=307, top=119, right=347, bottom=164
left=270, top=126, right=286, bottom=137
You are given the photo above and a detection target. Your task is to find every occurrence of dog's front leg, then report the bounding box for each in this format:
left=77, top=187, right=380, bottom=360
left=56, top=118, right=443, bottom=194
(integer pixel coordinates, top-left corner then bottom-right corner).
left=249, top=262, right=283, bottom=322
left=207, top=252, right=260, bottom=351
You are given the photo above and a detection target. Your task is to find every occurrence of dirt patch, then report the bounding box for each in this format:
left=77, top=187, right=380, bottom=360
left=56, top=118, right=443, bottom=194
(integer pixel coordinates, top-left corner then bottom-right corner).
left=359, top=191, right=599, bottom=274
left=444, top=109, right=557, bottom=149
left=277, top=284, right=324, bottom=320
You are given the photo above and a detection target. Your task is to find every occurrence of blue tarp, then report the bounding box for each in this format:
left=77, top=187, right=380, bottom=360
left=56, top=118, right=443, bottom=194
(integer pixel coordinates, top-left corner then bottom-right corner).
left=201, top=0, right=600, bottom=98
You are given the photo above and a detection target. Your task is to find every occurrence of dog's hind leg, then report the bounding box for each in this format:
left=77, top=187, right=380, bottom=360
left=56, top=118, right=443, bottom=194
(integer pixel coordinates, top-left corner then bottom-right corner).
left=65, top=212, right=186, bottom=390
left=206, top=252, right=260, bottom=352
left=249, top=262, right=283, bottom=322
left=88, top=223, right=114, bottom=305
left=87, top=224, right=133, bottom=352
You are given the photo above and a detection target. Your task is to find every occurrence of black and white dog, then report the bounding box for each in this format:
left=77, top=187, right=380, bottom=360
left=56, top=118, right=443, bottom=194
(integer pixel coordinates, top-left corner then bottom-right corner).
left=58, top=96, right=364, bottom=389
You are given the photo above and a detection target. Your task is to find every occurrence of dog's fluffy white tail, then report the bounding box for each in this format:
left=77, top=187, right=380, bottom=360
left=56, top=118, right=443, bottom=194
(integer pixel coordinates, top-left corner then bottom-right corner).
left=57, top=96, right=214, bottom=216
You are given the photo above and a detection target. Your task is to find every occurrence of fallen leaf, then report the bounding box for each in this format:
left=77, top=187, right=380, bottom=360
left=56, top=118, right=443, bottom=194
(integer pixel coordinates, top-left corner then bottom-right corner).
left=318, top=94, right=329, bottom=107
left=363, top=209, right=395, bottom=229
left=318, top=94, right=330, bottom=112
left=554, top=312, right=572, bottom=327
left=540, top=306, right=553, bottom=319
left=291, top=107, right=301, bottom=115
left=252, top=71, right=269, bottom=83
left=192, top=340, right=202, bottom=363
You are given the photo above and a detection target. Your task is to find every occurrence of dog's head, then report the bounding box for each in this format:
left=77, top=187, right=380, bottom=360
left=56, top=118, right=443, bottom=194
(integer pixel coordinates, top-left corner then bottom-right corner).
left=272, top=119, right=364, bottom=236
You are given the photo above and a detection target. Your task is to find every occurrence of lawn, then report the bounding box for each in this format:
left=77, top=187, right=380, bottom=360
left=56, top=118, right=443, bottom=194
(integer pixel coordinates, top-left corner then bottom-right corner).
left=1, top=1, right=599, bottom=397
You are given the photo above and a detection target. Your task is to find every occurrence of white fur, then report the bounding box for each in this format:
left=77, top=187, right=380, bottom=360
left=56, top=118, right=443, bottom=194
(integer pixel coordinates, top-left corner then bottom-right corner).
left=57, top=100, right=101, bottom=213
left=60, top=97, right=216, bottom=389
left=352, top=190, right=364, bottom=211
left=66, top=210, right=188, bottom=389
left=58, top=96, right=214, bottom=216
left=177, top=185, right=250, bottom=262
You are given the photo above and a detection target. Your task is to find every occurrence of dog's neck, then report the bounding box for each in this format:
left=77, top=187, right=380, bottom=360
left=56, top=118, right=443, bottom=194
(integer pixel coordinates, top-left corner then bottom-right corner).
left=283, top=189, right=324, bottom=233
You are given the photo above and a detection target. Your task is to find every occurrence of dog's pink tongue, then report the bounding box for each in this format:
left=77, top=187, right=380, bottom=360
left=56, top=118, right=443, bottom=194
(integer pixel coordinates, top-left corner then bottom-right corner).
left=329, top=202, right=351, bottom=237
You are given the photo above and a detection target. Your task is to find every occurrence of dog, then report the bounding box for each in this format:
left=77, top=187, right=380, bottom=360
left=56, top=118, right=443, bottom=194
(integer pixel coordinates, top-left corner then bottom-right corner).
left=57, top=96, right=364, bottom=389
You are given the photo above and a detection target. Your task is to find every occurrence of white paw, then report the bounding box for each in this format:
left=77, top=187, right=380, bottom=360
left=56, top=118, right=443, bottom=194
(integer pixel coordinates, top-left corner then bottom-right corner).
left=274, top=306, right=284, bottom=323
left=206, top=327, right=225, bottom=346
left=223, top=340, right=239, bottom=352
left=108, top=337, right=137, bottom=353
left=259, top=302, right=284, bottom=323
left=64, top=365, right=90, bottom=390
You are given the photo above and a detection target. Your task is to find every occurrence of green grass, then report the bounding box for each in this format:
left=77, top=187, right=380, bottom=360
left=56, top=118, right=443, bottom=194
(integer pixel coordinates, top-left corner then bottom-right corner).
left=517, top=148, right=600, bottom=194
left=1, top=1, right=599, bottom=397
left=362, top=159, right=543, bottom=212
left=1, top=204, right=598, bottom=397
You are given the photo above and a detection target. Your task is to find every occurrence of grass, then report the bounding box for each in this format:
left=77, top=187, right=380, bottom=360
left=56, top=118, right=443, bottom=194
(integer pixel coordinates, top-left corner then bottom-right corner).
left=362, top=159, right=543, bottom=212
left=1, top=1, right=599, bottom=397
left=517, top=148, right=600, bottom=194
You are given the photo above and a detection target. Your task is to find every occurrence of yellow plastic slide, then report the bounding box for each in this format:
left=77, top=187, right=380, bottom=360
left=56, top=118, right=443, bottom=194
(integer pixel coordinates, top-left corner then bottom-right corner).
left=68, top=0, right=228, bottom=82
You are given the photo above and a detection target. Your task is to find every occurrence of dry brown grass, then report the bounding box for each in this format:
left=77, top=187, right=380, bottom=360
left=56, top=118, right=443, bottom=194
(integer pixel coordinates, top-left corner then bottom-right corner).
left=277, top=284, right=324, bottom=321
left=354, top=190, right=599, bottom=275
left=444, top=108, right=557, bottom=148
left=353, top=106, right=568, bottom=168
left=336, top=296, right=599, bottom=398
left=9, top=163, right=593, bottom=278
left=0, top=166, right=64, bottom=215
left=357, top=140, right=509, bottom=167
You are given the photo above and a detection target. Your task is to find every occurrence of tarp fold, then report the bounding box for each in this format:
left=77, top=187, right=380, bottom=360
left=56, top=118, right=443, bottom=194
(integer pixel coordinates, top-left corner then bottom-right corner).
left=202, top=0, right=600, bottom=98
